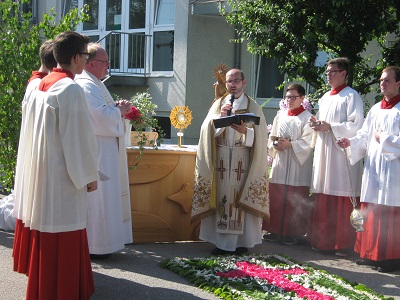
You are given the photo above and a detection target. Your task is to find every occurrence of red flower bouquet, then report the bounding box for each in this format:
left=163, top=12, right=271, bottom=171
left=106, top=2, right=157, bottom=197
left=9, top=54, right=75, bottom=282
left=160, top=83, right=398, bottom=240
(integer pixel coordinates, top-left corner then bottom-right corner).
left=124, top=106, right=142, bottom=122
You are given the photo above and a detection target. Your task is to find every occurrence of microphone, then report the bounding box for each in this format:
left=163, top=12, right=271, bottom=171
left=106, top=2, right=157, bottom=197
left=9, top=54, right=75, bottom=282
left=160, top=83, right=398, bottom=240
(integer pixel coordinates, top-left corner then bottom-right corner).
left=227, top=94, right=235, bottom=116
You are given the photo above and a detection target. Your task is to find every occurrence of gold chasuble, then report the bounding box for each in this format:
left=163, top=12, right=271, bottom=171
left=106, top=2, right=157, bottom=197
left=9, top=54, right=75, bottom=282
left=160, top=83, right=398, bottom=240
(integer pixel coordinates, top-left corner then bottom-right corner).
left=192, top=94, right=269, bottom=234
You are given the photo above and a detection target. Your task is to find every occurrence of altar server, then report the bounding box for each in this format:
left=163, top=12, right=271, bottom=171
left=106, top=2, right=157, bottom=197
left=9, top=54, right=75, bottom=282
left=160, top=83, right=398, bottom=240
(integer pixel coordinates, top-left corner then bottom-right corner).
left=337, top=66, right=400, bottom=273
left=307, top=57, right=364, bottom=256
left=12, top=31, right=99, bottom=300
left=263, top=84, right=313, bottom=245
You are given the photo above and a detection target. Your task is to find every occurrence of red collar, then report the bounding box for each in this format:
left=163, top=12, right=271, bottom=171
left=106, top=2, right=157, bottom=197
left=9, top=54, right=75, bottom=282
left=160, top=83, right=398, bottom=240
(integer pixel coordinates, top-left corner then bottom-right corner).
left=288, top=105, right=305, bottom=116
left=330, top=83, right=347, bottom=95
left=52, top=68, right=74, bottom=79
left=28, top=71, right=48, bottom=83
left=381, top=94, right=400, bottom=109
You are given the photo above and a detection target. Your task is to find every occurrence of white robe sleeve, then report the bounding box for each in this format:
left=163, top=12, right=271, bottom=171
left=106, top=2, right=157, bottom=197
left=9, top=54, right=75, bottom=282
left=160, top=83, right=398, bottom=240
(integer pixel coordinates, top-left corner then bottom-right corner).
left=291, top=116, right=313, bottom=166
left=58, top=84, right=99, bottom=189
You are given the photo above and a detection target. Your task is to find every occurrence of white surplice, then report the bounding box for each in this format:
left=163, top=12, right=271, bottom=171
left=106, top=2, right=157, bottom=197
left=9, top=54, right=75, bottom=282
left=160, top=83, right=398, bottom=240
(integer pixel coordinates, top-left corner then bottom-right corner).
left=269, top=109, right=313, bottom=186
left=18, top=78, right=99, bottom=232
left=199, top=93, right=264, bottom=251
left=348, top=102, right=400, bottom=207
left=75, top=70, right=133, bottom=254
left=13, top=78, right=42, bottom=222
left=311, top=87, right=364, bottom=196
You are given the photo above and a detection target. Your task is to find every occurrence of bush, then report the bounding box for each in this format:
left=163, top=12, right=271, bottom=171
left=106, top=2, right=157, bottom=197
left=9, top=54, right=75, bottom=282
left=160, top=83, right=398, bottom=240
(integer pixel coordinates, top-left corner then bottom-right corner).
left=0, top=0, right=89, bottom=190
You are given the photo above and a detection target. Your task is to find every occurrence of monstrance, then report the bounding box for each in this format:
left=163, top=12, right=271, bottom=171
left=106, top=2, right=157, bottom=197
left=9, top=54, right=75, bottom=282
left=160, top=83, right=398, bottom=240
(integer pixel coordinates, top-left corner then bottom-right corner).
left=169, top=106, right=193, bottom=148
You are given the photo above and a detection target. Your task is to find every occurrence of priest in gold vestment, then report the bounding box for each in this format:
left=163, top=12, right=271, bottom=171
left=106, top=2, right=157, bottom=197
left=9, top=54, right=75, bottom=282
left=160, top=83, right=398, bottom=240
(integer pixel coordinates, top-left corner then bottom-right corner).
left=192, top=69, right=269, bottom=255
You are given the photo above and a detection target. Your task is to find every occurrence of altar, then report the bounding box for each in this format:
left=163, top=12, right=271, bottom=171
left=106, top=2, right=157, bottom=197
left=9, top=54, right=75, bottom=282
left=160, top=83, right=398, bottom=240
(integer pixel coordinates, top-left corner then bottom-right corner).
left=126, top=144, right=200, bottom=243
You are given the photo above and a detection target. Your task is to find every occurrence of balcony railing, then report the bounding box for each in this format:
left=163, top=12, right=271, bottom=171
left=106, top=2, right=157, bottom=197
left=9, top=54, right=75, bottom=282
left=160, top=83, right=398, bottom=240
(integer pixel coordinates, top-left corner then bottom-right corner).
left=98, top=31, right=152, bottom=77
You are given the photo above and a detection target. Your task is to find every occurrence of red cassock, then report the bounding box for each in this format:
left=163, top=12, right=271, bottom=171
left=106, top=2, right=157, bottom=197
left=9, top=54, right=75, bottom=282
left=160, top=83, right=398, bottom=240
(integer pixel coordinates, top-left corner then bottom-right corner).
left=263, top=183, right=310, bottom=237
left=307, top=194, right=359, bottom=251
left=355, top=201, right=400, bottom=261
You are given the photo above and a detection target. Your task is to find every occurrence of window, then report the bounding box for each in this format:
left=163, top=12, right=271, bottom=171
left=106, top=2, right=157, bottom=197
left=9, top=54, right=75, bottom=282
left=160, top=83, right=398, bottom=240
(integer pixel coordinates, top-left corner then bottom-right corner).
left=19, top=0, right=37, bottom=23
left=256, top=56, right=284, bottom=99
left=83, top=0, right=99, bottom=30
left=106, top=0, right=122, bottom=31
left=129, top=0, right=146, bottom=29
left=152, top=0, right=175, bottom=72
left=77, top=0, right=176, bottom=75
left=62, top=0, right=78, bottom=15
left=155, top=0, right=175, bottom=25
left=154, top=116, right=171, bottom=139
left=153, top=31, right=174, bottom=71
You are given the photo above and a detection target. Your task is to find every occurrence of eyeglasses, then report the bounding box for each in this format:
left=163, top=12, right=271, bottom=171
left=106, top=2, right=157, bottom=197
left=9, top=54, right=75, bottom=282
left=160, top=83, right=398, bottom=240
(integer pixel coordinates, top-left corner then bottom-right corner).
left=91, top=59, right=110, bottom=64
left=325, top=69, right=344, bottom=75
left=285, top=95, right=300, bottom=101
left=226, top=79, right=243, bottom=85
left=78, top=52, right=90, bottom=60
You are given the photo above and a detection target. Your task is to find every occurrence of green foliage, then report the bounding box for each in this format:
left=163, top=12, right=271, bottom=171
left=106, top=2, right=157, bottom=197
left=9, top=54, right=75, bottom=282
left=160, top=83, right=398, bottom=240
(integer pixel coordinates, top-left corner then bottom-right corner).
left=161, top=254, right=390, bottom=300
left=0, top=0, right=89, bottom=190
left=225, top=0, right=400, bottom=96
left=126, top=91, right=164, bottom=168
left=128, top=91, right=162, bottom=135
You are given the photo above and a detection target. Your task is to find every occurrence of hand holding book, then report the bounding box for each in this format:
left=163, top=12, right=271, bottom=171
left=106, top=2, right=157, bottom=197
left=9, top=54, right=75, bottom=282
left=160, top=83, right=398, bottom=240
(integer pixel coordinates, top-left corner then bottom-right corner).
left=213, top=113, right=260, bottom=129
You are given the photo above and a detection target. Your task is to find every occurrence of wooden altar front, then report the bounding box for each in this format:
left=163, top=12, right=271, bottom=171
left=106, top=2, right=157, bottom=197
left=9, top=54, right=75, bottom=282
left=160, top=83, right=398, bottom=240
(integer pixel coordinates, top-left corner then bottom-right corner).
left=127, top=145, right=200, bottom=243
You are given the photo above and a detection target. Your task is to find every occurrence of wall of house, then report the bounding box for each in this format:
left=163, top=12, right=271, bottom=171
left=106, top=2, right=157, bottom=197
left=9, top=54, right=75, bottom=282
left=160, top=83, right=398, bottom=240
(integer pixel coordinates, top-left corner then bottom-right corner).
left=183, top=11, right=260, bottom=145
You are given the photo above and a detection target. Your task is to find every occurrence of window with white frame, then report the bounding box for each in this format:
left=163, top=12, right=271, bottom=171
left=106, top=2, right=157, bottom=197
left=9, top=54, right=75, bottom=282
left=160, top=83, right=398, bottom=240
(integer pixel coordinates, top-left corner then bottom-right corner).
left=19, top=0, right=37, bottom=23
left=152, top=0, right=175, bottom=72
left=69, top=0, right=175, bottom=75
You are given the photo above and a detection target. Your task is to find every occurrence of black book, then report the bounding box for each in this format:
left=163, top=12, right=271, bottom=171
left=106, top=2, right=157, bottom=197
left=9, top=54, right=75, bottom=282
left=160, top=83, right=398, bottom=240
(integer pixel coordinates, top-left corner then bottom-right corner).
left=213, top=113, right=260, bottom=129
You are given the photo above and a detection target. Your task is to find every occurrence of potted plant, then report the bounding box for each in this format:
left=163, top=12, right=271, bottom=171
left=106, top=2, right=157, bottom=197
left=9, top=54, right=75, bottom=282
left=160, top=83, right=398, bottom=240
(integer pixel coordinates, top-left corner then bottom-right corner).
left=123, top=91, right=164, bottom=167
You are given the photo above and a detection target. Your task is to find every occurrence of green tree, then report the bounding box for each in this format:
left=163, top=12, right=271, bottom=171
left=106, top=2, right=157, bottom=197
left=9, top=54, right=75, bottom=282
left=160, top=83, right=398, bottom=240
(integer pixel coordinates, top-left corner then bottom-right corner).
left=0, top=0, right=89, bottom=190
left=225, top=0, right=400, bottom=97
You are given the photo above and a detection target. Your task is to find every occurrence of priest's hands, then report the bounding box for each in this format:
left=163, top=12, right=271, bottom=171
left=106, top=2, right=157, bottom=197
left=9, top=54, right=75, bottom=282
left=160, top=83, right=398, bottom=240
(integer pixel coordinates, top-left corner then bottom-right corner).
left=220, top=103, right=232, bottom=117
left=87, top=181, right=97, bottom=192
left=231, top=120, right=247, bottom=134
left=117, top=100, right=132, bottom=116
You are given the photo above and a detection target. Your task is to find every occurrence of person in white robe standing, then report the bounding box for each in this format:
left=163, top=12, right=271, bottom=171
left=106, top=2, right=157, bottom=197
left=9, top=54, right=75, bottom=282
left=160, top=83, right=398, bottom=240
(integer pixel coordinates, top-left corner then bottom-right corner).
left=192, top=68, right=269, bottom=255
left=337, top=66, right=400, bottom=273
left=12, top=40, right=57, bottom=233
left=262, top=84, right=313, bottom=245
left=75, top=43, right=133, bottom=258
left=307, top=57, right=364, bottom=256
left=13, top=31, right=99, bottom=300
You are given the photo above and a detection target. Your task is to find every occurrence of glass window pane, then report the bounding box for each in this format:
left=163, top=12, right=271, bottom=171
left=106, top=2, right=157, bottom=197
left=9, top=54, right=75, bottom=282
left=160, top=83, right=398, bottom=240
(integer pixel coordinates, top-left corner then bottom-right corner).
left=62, top=1, right=78, bottom=16
left=129, top=0, right=146, bottom=29
left=106, top=0, right=122, bottom=31
left=153, top=31, right=174, bottom=71
left=106, top=33, right=121, bottom=70
left=257, top=57, right=284, bottom=98
left=83, top=0, right=99, bottom=31
left=128, top=33, right=146, bottom=69
left=88, top=35, right=100, bottom=42
left=20, top=0, right=33, bottom=14
left=155, top=0, right=175, bottom=25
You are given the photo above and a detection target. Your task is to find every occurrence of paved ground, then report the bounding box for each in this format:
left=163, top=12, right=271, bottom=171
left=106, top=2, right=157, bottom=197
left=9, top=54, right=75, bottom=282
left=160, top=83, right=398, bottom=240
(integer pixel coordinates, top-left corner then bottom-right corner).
left=1, top=226, right=399, bottom=300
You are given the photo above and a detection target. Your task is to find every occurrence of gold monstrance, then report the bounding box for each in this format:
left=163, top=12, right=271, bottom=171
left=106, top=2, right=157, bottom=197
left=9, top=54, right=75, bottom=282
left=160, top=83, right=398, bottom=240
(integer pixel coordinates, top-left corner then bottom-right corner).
left=169, top=106, right=193, bottom=148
